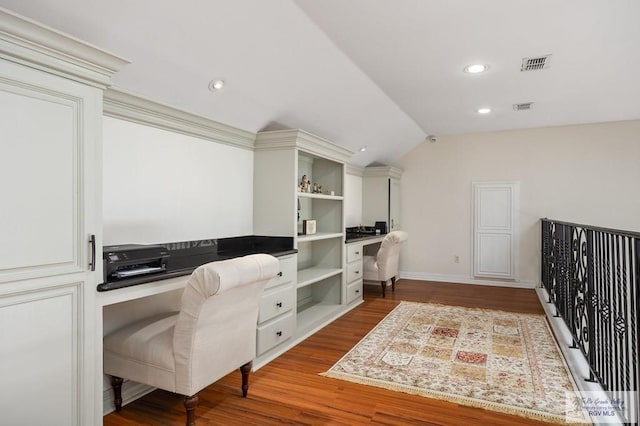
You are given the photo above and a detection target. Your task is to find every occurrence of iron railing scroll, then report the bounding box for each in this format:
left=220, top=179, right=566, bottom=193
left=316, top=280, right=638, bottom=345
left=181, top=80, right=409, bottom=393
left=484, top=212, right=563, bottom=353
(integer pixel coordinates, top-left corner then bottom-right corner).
left=541, top=218, right=639, bottom=424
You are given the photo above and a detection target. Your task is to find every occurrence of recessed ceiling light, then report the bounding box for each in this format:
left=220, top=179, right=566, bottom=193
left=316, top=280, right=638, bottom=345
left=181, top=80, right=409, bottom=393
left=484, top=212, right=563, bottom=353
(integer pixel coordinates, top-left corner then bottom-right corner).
left=477, top=107, right=492, bottom=114
left=208, top=79, right=225, bottom=91
left=464, top=64, right=488, bottom=74
left=359, top=146, right=367, bottom=152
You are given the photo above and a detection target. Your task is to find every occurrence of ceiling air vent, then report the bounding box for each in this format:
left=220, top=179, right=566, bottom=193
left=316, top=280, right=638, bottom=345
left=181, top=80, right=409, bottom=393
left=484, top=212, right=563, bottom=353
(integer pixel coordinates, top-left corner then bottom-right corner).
left=513, top=102, right=533, bottom=111
left=521, top=55, right=551, bottom=71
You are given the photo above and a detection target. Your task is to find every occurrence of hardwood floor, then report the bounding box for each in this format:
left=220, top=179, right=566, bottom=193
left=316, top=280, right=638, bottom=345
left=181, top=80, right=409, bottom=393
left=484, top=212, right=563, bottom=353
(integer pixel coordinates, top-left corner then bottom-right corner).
left=103, top=280, right=556, bottom=425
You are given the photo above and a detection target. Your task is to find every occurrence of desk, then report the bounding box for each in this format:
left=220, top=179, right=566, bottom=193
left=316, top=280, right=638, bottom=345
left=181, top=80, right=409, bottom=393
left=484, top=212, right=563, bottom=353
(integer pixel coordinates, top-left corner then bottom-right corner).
left=345, top=234, right=385, bottom=246
left=345, top=234, right=385, bottom=303
left=98, top=275, right=188, bottom=307
left=97, top=248, right=296, bottom=415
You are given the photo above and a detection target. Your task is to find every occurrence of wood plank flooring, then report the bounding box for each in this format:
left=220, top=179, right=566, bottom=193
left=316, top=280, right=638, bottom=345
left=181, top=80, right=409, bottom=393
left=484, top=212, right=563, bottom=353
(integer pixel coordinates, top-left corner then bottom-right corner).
left=103, top=280, right=557, bottom=425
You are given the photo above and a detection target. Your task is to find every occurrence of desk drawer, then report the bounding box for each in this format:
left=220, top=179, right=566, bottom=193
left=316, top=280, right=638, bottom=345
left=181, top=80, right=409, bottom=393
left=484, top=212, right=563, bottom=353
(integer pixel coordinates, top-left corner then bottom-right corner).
left=258, top=285, right=294, bottom=323
left=347, top=244, right=363, bottom=263
left=257, top=312, right=294, bottom=356
left=347, top=261, right=362, bottom=284
left=347, top=279, right=363, bottom=304
left=265, top=255, right=296, bottom=290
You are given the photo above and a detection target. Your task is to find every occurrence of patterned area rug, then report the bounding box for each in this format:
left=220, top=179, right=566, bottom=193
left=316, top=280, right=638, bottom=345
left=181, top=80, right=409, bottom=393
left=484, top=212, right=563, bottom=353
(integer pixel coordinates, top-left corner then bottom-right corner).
left=321, top=301, right=588, bottom=424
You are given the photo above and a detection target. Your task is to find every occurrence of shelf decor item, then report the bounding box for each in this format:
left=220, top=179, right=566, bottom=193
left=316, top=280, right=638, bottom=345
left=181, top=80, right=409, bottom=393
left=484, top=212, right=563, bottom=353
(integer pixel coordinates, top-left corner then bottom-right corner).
left=299, top=175, right=310, bottom=192
left=302, top=219, right=317, bottom=235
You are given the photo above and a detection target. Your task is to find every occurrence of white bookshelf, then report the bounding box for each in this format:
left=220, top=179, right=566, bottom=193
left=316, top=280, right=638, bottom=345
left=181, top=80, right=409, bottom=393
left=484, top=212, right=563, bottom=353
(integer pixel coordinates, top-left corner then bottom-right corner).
left=297, top=267, right=342, bottom=288
left=298, top=192, right=344, bottom=201
left=253, top=129, right=352, bottom=343
left=296, top=302, right=342, bottom=330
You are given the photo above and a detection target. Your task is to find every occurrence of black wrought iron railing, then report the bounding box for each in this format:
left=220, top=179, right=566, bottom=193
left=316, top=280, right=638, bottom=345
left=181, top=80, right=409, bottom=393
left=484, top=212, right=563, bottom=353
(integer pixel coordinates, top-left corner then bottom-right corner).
left=541, top=218, right=639, bottom=423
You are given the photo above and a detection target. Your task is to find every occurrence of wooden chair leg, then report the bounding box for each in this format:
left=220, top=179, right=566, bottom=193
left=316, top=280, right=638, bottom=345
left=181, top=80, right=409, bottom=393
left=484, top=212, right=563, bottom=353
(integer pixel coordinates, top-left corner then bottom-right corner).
left=391, top=276, right=396, bottom=292
left=240, top=361, right=252, bottom=397
left=111, top=376, right=123, bottom=411
left=381, top=281, right=386, bottom=297
left=184, top=393, right=199, bottom=426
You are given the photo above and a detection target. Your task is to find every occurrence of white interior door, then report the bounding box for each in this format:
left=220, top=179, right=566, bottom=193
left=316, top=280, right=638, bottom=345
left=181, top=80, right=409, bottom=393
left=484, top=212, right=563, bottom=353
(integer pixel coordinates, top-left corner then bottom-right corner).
left=473, top=182, right=519, bottom=279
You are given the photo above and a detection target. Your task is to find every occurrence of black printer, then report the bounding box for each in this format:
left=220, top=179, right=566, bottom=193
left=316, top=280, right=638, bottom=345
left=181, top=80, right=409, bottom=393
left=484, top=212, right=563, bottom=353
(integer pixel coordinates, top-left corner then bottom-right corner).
left=100, top=244, right=169, bottom=291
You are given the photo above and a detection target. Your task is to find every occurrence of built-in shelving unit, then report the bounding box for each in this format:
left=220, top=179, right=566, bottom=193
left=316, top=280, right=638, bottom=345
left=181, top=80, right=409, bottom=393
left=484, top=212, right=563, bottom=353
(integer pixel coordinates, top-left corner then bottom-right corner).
left=295, top=149, right=344, bottom=333
left=298, top=192, right=345, bottom=201
left=297, top=267, right=342, bottom=288
left=253, top=129, right=354, bottom=348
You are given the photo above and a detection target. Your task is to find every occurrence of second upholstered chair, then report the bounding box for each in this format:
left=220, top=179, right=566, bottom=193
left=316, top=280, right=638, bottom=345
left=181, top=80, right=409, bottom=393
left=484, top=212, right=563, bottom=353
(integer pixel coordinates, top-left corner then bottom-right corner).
left=363, top=230, right=408, bottom=297
left=103, top=253, right=280, bottom=426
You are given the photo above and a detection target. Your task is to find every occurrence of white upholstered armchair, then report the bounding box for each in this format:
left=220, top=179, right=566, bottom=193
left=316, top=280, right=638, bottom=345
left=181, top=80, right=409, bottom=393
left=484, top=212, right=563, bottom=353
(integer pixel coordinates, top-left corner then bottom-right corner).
left=103, top=253, right=279, bottom=426
left=363, top=230, right=408, bottom=297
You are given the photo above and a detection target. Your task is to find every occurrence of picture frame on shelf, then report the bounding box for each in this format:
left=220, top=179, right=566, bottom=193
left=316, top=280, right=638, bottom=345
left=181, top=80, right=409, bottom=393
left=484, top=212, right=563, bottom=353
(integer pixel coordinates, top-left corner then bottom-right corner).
left=302, top=219, right=316, bottom=235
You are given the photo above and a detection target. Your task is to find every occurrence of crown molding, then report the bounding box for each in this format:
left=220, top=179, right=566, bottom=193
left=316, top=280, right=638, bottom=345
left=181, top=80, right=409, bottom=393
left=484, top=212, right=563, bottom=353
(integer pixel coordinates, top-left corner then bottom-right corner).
left=103, top=88, right=256, bottom=150
left=363, top=165, right=403, bottom=179
left=0, top=8, right=129, bottom=88
left=346, top=163, right=365, bottom=177
left=255, top=129, right=352, bottom=163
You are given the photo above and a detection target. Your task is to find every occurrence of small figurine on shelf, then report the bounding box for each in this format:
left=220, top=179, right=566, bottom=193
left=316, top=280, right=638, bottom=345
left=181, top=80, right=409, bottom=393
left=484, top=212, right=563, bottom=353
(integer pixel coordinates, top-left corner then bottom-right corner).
left=313, top=183, right=322, bottom=193
left=299, top=175, right=309, bottom=193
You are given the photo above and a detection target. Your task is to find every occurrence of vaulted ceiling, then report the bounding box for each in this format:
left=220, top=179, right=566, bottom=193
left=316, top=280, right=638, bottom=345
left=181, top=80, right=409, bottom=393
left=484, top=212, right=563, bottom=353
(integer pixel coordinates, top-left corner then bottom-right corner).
left=2, top=0, right=639, bottom=166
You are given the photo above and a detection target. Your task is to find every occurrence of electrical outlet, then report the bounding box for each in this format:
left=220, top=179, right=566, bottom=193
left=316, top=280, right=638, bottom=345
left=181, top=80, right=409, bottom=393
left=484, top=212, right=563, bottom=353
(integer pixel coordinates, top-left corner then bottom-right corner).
left=454, top=255, right=460, bottom=263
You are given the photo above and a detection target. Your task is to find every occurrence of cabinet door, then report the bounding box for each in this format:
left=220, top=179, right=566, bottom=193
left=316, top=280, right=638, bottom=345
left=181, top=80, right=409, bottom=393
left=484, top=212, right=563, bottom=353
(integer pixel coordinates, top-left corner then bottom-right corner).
left=0, top=58, right=101, bottom=425
left=0, top=60, right=101, bottom=283
left=362, top=176, right=389, bottom=227
left=389, top=178, right=401, bottom=230
left=0, top=282, right=87, bottom=425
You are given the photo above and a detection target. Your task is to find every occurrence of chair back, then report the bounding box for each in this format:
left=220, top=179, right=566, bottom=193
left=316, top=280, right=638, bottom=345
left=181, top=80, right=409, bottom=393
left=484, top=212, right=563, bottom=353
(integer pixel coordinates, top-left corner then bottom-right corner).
left=172, top=253, right=279, bottom=395
left=376, top=231, right=408, bottom=281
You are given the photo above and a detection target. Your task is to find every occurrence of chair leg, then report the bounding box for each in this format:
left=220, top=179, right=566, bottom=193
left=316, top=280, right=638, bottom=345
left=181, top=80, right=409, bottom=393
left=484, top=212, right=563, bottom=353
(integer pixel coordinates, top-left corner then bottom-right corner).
left=240, top=361, right=252, bottom=397
left=391, top=276, right=396, bottom=292
left=111, top=376, right=123, bottom=411
left=184, top=393, right=199, bottom=426
left=381, top=281, right=386, bottom=297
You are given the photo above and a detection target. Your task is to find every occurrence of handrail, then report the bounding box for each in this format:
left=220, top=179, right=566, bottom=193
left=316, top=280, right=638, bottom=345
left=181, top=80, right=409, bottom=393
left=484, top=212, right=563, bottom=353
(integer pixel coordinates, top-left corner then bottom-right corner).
left=542, top=218, right=640, bottom=239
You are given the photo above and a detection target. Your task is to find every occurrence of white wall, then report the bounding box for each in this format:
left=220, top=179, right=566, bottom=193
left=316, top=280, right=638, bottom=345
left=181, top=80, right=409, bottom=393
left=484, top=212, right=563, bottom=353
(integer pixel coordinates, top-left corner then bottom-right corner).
left=101, top=116, right=255, bottom=403
left=103, top=117, right=254, bottom=245
left=396, top=119, right=640, bottom=286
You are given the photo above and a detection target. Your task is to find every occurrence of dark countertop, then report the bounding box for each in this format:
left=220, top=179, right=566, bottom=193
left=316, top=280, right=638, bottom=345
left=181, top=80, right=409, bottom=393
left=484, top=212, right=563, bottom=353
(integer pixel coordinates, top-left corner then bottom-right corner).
left=98, top=235, right=296, bottom=292
left=345, top=233, right=386, bottom=244
left=217, top=249, right=298, bottom=259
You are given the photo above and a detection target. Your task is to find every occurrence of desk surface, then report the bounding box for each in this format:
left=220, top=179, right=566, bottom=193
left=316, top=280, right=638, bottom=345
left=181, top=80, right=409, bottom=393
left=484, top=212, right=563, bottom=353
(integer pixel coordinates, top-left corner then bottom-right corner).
left=98, top=252, right=297, bottom=307
left=345, top=234, right=385, bottom=245
left=97, top=274, right=189, bottom=307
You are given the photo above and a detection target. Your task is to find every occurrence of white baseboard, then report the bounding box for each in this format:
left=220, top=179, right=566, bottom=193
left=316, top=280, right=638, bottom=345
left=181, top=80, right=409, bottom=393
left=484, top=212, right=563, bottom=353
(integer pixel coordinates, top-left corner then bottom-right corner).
left=397, top=271, right=536, bottom=289
left=102, top=380, right=156, bottom=416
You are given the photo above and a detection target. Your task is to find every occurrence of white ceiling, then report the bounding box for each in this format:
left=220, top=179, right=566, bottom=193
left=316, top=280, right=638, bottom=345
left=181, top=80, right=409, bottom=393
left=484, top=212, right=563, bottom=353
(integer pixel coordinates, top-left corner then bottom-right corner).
left=2, top=0, right=640, bottom=166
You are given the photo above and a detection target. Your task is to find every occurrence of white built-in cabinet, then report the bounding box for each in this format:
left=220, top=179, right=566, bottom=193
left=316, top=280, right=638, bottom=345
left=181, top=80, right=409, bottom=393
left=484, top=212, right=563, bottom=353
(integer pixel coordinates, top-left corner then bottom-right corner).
left=0, top=10, right=126, bottom=426
left=253, top=129, right=359, bottom=366
left=362, top=166, right=403, bottom=231
left=345, top=243, right=364, bottom=303
left=255, top=254, right=296, bottom=361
